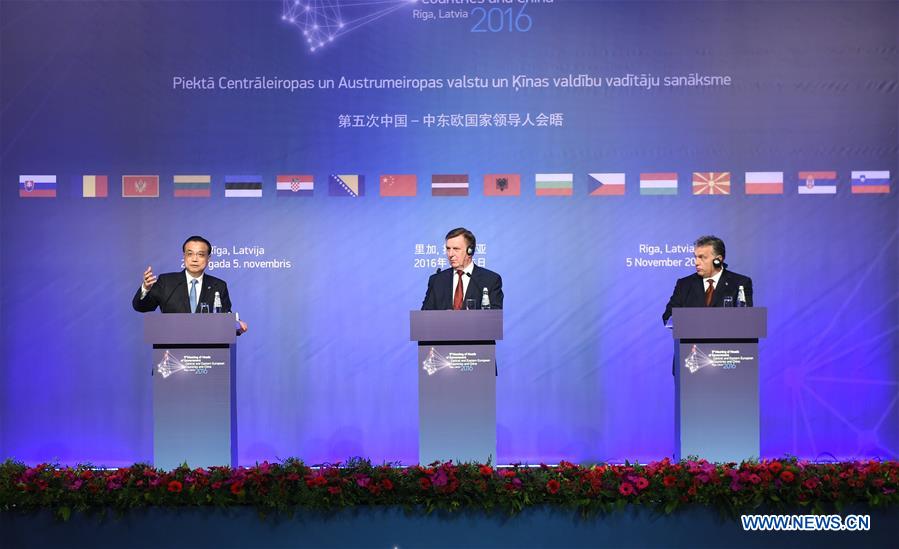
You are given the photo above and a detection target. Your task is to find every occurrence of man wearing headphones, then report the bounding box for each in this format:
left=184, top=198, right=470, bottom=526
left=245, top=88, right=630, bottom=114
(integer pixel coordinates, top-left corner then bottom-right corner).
left=662, top=235, right=753, bottom=325
left=421, top=227, right=504, bottom=310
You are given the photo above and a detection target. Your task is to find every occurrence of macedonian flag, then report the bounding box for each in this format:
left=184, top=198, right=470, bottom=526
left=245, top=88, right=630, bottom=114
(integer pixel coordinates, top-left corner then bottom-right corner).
left=692, top=172, right=731, bottom=195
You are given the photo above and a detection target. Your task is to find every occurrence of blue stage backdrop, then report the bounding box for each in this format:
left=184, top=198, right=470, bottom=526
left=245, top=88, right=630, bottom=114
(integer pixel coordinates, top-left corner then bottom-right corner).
left=1, top=1, right=896, bottom=466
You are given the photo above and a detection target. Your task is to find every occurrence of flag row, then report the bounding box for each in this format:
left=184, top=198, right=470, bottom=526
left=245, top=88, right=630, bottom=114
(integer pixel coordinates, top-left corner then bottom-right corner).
left=17, top=171, right=892, bottom=198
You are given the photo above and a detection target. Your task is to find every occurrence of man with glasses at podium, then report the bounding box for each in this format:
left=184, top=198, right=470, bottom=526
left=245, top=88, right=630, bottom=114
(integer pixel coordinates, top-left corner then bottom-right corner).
left=132, top=235, right=248, bottom=333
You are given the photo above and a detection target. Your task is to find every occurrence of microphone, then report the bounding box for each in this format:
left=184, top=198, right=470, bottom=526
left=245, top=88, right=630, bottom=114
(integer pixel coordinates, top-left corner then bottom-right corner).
left=435, top=267, right=441, bottom=274
left=464, top=272, right=472, bottom=278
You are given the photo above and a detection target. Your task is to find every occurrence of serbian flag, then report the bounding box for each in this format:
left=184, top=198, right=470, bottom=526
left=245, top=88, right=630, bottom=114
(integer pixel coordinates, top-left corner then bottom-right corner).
left=173, top=175, right=211, bottom=198
left=82, top=175, right=108, bottom=198
left=329, top=174, right=365, bottom=197
left=277, top=174, right=313, bottom=197
left=380, top=174, right=417, bottom=197
left=692, top=172, right=731, bottom=195
left=431, top=174, right=469, bottom=196
left=19, top=175, right=56, bottom=198
left=535, top=173, right=573, bottom=196
left=851, top=171, right=890, bottom=194
left=744, top=172, right=783, bottom=195
left=483, top=174, right=521, bottom=196
left=588, top=173, right=625, bottom=196
left=122, top=175, right=159, bottom=197
left=797, top=171, right=837, bottom=194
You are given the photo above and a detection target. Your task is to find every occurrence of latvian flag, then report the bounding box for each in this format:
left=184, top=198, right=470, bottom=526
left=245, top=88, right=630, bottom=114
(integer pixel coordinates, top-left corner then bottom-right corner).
left=277, top=174, right=313, bottom=197
left=329, top=174, right=364, bottom=197
left=692, top=172, right=730, bottom=195
left=588, top=173, right=625, bottom=196
left=174, top=175, right=211, bottom=198
left=851, top=171, right=890, bottom=194
left=19, top=175, right=57, bottom=198
left=431, top=174, right=469, bottom=196
left=82, top=175, right=108, bottom=198
left=744, top=172, right=783, bottom=195
left=640, top=173, right=677, bottom=195
left=535, top=173, right=573, bottom=196
left=797, top=171, right=837, bottom=195
left=225, top=175, right=263, bottom=198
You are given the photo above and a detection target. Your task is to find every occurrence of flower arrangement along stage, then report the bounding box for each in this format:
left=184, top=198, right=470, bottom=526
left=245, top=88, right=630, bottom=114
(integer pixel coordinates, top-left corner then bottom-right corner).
left=2, top=458, right=897, bottom=521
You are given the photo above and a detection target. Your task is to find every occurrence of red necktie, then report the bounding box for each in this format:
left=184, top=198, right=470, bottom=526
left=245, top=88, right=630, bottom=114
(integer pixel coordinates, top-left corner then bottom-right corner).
left=704, top=279, right=715, bottom=307
left=453, top=270, right=464, bottom=310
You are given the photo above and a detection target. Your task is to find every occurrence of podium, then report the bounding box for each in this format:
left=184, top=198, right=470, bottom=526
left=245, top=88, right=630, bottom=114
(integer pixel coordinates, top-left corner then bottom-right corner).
left=143, top=314, right=238, bottom=470
left=410, top=310, right=502, bottom=464
left=672, top=307, right=767, bottom=462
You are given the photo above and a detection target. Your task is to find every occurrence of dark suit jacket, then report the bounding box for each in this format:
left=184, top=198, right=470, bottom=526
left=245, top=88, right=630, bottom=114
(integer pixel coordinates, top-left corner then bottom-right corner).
left=132, top=271, right=233, bottom=314
left=421, top=265, right=503, bottom=310
left=662, top=269, right=753, bottom=324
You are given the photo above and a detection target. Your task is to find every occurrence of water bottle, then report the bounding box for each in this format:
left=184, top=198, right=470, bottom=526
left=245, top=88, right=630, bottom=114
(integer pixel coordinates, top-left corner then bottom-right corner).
left=736, top=285, right=747, bottom=308
left=213, top=291, right=223, bottom=313
left=481, top=288, right=491, bottom=310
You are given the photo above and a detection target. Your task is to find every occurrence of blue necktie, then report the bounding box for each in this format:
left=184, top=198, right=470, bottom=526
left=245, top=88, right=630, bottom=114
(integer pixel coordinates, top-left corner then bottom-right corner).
left=189, top=279, right=198, bottom=313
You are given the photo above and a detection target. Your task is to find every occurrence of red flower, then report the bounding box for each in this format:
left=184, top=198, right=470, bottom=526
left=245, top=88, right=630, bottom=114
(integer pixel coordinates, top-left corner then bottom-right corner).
left=618, top=482, right=635, bottom=496
left=167, top=480, right=183, bottom=493
left=419, top=477, right=431, bottom=490
left=803, top=478, right=820, bottom=490
left=780, top=470, right=795, bottom=483
left=633, top=477, right=649, bottom=490
left=662, top=475, right=677, bottom=488
left=479, top=465, right=493, bottom=477
left=327, top=486, right=341, bottom=495
left=768, top=461, right=783, bottom=474
left=230, top=481, right=244, bottom=495
left=380, top=479, right=394, bottom=491
left=546, top=479, right=561, bottom=494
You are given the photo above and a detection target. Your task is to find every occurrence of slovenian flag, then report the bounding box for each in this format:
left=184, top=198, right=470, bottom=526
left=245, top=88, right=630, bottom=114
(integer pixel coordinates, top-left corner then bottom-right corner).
left=588, top=173, right=625, bottom=196
left=851, top=171, right=890, bottom=194
left=797, top=171, right=837, bottom=194
left=640, top=173, right=677, bottom=195
left=19, top=175, right=57, bottom=198
left=277, top=174, right=313, bottom=197
left=744, top=172, right=783, bottom=195
left=535, top=173, right=573, bottom=196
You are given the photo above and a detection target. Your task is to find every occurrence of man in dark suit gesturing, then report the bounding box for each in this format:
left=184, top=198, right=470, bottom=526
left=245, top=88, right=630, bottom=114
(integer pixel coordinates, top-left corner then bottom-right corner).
left=662, top=235, right=753, bottom=325
left=421, top=227, right=503, bottom=310
left=132, top=235, right=248, bottom=333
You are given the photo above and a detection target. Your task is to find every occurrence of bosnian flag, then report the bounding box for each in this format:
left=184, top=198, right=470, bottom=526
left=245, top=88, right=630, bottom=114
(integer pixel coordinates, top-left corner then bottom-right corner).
left=744, top=172, right=783, bottom=195
left=640, top=173, right=677, bottom=195
left=19, top=175, right=56, bottom=198
left=329, top=174, right=364, bottom=197
left=277, top=174, right=313, bottom=197
left=588, top=173, right=625, bottom=196
left=797, top=171, right=837, bottom=194
left=851, top=171, right=890, bottom=194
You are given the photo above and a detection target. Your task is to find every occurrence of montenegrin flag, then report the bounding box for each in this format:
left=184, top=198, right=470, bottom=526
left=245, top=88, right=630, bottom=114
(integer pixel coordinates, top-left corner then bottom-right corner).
left=122, top=175, right=159, bottom=198
left=19, top=175, right=56, bottom=198
left=744, top=171, right=783, bottom=195
left=640, top=173, right=677, bottom=195
left=277, top=174, right=313, bottom=197
left=851, top=170, right=890, bottom=194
